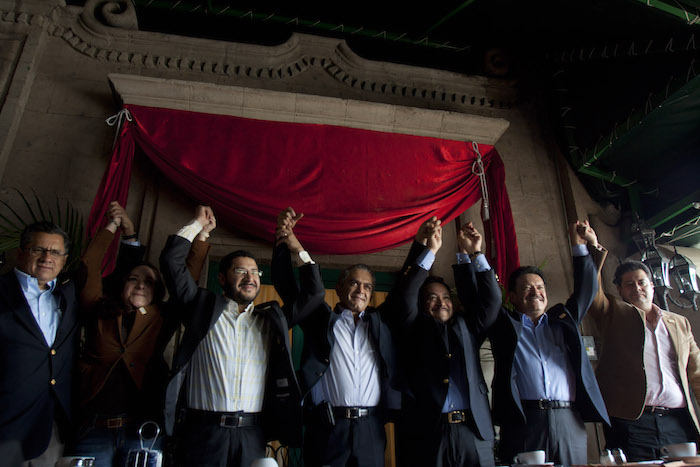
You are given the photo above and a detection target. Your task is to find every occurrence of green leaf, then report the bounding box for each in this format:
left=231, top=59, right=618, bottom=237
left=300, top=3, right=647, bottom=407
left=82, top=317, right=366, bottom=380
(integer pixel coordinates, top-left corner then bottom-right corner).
left=14, top=188, right=38, bottom=223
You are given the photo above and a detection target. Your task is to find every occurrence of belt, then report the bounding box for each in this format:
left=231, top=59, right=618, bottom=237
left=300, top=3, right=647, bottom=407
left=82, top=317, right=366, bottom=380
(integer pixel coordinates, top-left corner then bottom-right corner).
left=331, top=406, right=378, bottom=419
left=442, top=410, right=468, bottom=424
left=187, top=409, right=260, bottom=428
left=521, top=400, right=573, bottom=410
left=94, top=415, right=133, bottom=429
left=643, top=405, right=681, bottom=416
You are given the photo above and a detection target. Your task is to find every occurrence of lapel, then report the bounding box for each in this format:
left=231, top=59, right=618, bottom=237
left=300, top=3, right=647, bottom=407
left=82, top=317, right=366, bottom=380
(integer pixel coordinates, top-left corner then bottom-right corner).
left=124, top=305, right=156, bottom=346
left=53, top=278, right=79, bottom=348
left=2, top=272, right=49, bottom=345
left=662, top=312, right=681, bottom=356
left=209, top=294, right=229, bottom=330
left=455, top=316, right=470, bottom=349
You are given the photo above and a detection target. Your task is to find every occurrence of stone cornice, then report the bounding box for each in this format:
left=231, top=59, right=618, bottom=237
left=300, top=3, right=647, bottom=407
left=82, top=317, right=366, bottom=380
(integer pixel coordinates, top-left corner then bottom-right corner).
left=1, top=0, right=516, bottom=112
left=109, top=73, right=510, bottom=145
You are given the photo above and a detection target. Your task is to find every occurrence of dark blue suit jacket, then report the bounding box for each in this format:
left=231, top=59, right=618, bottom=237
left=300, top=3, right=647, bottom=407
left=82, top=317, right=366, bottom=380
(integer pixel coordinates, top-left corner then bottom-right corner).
left=489, top=253, right=610, bottom=427
left=0, top=271, right=79, bottom=460
left=393, top=242, right=501, bottom=445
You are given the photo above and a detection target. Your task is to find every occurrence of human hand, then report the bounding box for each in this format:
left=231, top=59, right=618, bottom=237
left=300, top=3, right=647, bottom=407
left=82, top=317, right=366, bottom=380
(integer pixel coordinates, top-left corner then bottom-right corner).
left=195, top=206, right=216, bottom=233
left=108, top=201, right=135, bottom=236
left=416, top=216, right=441, bottom=246
left=458, top=221, right=482, bottom=254
left=275, top=207, right=305, bottom=253
left=277, top=207, right=304, bottom=232
left=572, top=219, right=598, bottom=248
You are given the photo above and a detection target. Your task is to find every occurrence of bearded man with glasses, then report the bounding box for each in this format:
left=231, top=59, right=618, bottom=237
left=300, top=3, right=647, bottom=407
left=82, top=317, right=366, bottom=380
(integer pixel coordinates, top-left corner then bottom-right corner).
left=0, top=221, right=79, bottom=467
left=160, top=206, right=322, bottom=466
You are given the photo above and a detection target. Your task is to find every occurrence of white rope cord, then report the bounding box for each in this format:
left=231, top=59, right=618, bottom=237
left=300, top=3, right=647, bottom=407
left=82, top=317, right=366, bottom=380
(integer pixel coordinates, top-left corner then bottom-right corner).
left=471, top=142, right=490, bottom=221
left=105, top=108, right=133, bottom=150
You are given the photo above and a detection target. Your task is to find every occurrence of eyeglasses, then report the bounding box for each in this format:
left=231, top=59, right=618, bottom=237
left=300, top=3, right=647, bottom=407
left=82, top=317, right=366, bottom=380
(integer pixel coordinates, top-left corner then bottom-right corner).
left=233, top=268, right=263, bottom=277
left=25, top=247, right=68, bottom=258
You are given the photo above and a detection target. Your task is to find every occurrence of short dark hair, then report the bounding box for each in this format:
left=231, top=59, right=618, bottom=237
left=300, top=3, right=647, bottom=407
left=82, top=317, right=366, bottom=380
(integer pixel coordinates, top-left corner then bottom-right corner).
left=337, top=264, right=375, bottom=288
left=613, top=260, right=652, bottom=286
left=20, top=221, right=71, bottom=253
left=508, top=266, right=546, bottom=292
left=219, top=250, right=257, bottom=275
left=418, top=276, right=451, bottom=304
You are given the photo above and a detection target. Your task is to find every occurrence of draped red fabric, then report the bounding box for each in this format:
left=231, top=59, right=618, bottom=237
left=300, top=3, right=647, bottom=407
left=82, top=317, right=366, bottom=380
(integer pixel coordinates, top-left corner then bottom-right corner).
left=88, top=104, right=519, bottom=281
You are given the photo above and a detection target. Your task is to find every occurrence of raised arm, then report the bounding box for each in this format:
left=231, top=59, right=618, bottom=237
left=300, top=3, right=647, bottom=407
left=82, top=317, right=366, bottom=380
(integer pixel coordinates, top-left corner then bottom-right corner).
left=565, top=220, right=599, bottom=323
left=384, top=217, right=441, bottom=329
left=586, top=241, right=612, bottom=328
left=271, top=207, right=326, bottom=327
left=453, top=221, right=501, bottom=335
left=80, top=201, right=145, bottom=307
left=271, top=207, right=304, bottom=306
left=160, top=206, right=215, bottom=304
left=185, top=212, right=216, bottom=284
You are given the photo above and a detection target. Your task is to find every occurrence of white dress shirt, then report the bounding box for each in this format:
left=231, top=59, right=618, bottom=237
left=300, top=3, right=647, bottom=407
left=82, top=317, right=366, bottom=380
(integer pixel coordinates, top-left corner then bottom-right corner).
left=311, top=307, right=382, bottom=407
left=644, top=306, right=686, bottom=408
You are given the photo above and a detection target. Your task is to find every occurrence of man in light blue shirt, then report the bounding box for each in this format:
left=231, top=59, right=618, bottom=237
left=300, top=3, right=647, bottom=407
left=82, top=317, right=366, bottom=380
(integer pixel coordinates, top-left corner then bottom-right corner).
left=0, top=221, right=80, bottom=467
left=489, top=221, right=610, bottom=466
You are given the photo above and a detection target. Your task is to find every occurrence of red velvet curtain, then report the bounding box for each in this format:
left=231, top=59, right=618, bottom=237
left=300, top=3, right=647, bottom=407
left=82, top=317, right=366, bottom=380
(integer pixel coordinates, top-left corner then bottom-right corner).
left=89, top=104, right=518, bottom=281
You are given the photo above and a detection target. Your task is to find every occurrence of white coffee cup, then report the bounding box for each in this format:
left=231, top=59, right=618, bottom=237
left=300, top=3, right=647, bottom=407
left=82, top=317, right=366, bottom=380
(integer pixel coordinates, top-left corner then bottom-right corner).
left=513, top=450, right=546, bottom=465
left=662, top=442, right=697, bottom=457
left=250, top=459, right=278, bottom=467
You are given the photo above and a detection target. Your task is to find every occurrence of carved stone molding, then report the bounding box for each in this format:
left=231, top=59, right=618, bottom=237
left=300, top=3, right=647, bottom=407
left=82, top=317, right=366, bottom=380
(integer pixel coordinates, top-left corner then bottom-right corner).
left=0, top=0, right=517, bottom=112
left=108, top=73, right=510, bottom=144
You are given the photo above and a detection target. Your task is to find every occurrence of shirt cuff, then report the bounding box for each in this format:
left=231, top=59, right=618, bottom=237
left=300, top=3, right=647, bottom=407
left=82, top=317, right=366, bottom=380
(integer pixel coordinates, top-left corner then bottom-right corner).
left=472, top=254, right=492, bottom=272
left=120, top=239, right=141, bottom=247
left=176, top=219, right=203, bottom=243
left=417, top=249, right=436, bottom=270
left=456, top=253, right=471, bottom=264
left=572, top=244, right=589, bottom=257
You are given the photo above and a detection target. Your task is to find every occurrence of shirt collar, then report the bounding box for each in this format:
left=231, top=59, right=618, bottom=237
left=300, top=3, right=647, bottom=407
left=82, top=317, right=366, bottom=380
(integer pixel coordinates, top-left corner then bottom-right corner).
left=337, top=306, right=366, bottom=320
left=14, top=268, right=57, bottom=293
left=222, top=297, right=254, bottom=315
left=522, top=311, right=548, bottom=328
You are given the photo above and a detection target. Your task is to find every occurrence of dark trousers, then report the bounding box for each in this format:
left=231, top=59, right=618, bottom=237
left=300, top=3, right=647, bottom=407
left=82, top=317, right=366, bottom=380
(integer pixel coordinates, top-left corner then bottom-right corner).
left=177, top=414, right=265, bottom=467
left=304, top=414, right=386, bottom=467
left=605, top=409, right=698, bottom=461
left=397, top=415, right=494, bottom=467
left=499, top=407, right=586, bottom=466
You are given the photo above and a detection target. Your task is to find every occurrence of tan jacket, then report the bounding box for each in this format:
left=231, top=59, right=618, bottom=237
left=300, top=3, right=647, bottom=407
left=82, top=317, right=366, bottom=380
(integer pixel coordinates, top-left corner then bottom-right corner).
left=588, top=246, right=700, bottom=433
left=79, top=229, right=209, bottom=406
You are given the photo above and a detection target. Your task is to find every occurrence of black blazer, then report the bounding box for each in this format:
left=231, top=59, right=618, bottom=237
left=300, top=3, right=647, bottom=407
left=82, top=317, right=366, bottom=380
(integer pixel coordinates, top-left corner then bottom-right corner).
left=159, top=235, right=324, bottom=446
left=393, top=242, right=501, bottom=445
left=0, top=271, right=80, bottom=460
left=488, top=253, right=610, bottom=427
left=271, top=244, right=411, bottom=406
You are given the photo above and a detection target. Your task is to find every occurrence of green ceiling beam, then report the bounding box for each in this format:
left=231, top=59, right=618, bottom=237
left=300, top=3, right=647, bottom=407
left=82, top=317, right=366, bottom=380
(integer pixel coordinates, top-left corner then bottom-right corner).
left=633, top=0, right=700, bottom=25
left=577, top=165, right=636, bottom=187
left=425, top=0, right=479, bottom=34
left=133, top=0, right=470, bottom=51
left=647, top=190, right=700, bottom=229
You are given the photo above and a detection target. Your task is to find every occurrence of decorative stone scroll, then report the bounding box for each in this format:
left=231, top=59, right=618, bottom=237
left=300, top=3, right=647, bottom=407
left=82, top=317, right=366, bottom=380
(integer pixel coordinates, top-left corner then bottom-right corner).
left=0, top=0, right=517, bottom=113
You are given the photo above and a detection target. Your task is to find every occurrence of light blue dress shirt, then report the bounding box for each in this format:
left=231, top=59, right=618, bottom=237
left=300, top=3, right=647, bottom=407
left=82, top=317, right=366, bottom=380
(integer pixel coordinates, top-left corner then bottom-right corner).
left=14, top=268, right=61, bottom=346
left=513, top=244, right=589, bottom=401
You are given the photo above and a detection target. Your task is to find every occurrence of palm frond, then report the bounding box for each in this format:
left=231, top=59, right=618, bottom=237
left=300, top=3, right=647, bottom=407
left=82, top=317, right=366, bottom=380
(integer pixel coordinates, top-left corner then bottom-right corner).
left=0, top=189, right=86, bottom=272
